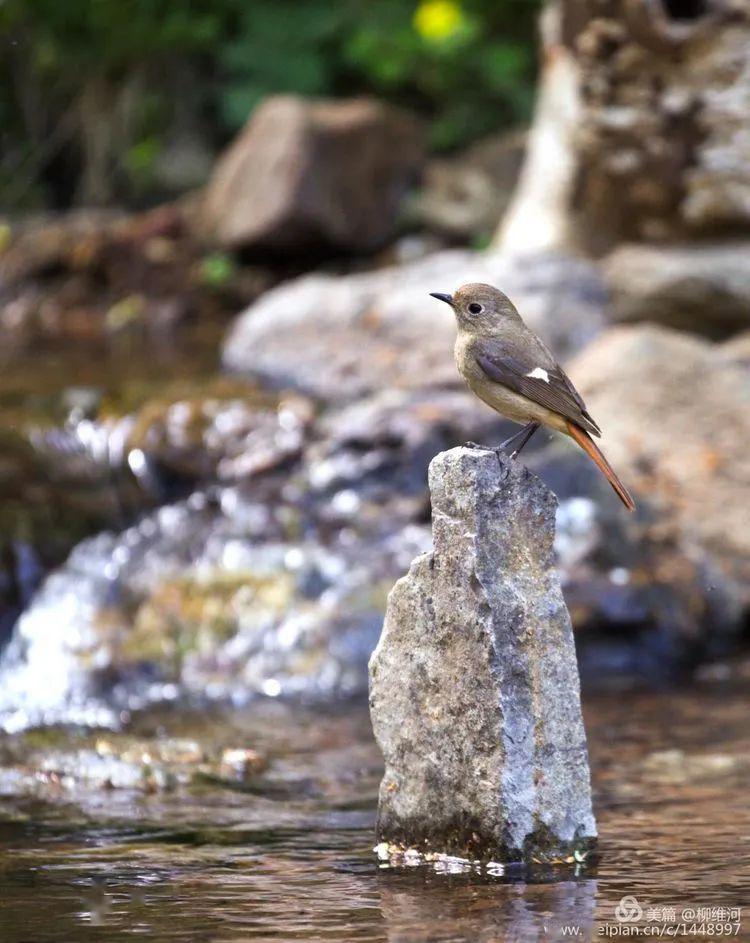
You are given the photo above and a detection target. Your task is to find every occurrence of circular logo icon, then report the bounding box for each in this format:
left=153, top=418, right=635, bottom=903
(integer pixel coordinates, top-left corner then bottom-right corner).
left=615, top=896, right=643, bottom=923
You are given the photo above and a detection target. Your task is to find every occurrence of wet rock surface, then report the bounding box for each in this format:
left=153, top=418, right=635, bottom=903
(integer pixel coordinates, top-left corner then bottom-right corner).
left=119, top=381, right=315, bottom=488
left=0, top=425, right=141, bottom=651
left=0, top=377, right=525, bottom=730
left=0, top=727, right=265, bottom=797
left=0, top=370, right=290, bottom=651
left=3, top=327, right=747, bottom=726
left=202, top=95, right=424, bottom=253
left=0, top=489, right=427, bottom=731
left=223, top=248, right=608, bottom=401
left=369, top=448, right=597, bottom=862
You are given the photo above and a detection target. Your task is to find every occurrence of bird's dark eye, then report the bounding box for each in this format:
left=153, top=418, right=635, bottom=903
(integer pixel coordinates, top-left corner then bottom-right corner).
left=468, top=302, right=483, bottom=315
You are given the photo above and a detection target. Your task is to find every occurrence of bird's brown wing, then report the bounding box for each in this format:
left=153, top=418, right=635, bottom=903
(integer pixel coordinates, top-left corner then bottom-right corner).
left=475, top=340, right=601, bottom=437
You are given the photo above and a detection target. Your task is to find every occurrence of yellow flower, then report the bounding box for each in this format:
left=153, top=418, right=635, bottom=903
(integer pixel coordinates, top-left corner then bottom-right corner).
left=413, top=0, right=464, bottom=43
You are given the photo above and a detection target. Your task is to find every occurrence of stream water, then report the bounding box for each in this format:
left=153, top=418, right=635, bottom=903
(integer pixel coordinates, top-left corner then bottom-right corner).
left=1, top=681, right=748, bottom=942
left=1, top=328, right=748, bottom=942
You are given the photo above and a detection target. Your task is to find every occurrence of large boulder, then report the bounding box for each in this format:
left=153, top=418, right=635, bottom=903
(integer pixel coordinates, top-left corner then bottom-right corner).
left=369, top=448, right=596, bottom=862
left=570, top=324, right=750, bottom=600
left=202, top=96, right=424, bottom=253
left=525, top=440, right=742, bottom=678
left=603, top=242, right=750, bottom=338
left=222, top=248, right=608, bottom=402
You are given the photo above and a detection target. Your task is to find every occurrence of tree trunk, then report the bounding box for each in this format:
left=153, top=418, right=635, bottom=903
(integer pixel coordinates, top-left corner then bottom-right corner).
left=496, top=0, right=750, bottom=256
left=76, top=76, right=117, bottom=206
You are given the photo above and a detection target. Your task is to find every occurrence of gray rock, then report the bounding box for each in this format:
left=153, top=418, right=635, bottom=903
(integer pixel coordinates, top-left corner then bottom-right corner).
left=407, top=130, right=526, bottom=241
left=369, top=448, right=596, bottom=862
left=201, top=96, right=424, bottom=253
left=223, top=248, right=608, bottom=402
left=604, top=242, right=750, bottom=338
left=570, top=324, right=750, bottom=603
left=528, top=442, right=743, bottom=679
left=719, top=329, right=750, bottom=367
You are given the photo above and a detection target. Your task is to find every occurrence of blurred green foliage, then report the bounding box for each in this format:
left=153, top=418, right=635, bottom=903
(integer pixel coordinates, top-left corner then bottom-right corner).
left=0, top=0, right=541, bottom=209
left=199, top=252, right=237, bottom=288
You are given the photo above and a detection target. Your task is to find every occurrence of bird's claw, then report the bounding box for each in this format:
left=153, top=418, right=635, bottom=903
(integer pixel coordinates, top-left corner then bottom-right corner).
left=462, top=440, right=525, bottom=473
left=463, top=441, right=491, bottom=451
left=492, top=447, right=508, bottom=471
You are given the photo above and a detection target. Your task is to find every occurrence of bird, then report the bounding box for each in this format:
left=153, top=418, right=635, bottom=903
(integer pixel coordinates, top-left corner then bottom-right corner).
left=430, top=282, right=635, bottom=511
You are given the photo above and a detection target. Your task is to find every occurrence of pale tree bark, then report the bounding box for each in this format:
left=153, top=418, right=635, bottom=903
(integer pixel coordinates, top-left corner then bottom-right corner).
left=75, top=71, right=146, bottom=206
left=76, top=77, right=115, bottom=205
left=497, top=4, right=581, bottom=254
left=496, top=0, right=750, bottom=256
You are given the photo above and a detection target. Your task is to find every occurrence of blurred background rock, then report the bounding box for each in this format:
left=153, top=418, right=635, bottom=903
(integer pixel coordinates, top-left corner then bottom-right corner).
left=1, top=0, right=749, bottom=728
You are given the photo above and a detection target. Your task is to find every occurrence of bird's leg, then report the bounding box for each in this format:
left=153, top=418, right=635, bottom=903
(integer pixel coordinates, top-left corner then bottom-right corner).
left=508, top=421, right=539, bottom=459
left=488, top=422, right=539, bottom=469
left=493, top=424, right=533, bottom=452
left=489, top=421, right=538, bottom=454
left=463, top=422, right=539, bottom=464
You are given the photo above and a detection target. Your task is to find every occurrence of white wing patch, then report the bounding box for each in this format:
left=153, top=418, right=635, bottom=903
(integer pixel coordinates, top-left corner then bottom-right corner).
left=526, top=367, right=550, bottom=382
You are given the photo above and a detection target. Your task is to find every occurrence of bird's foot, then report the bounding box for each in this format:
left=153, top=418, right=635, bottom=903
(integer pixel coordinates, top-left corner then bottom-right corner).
left=493, top=447, right=509, bottom=471
left=463, top=441, right=493, bottom=451
left=462, top=440, right=507, bottom=470
left=462, top=441, right=517, bottom=460
left=464, top=423, right=539, bottom=468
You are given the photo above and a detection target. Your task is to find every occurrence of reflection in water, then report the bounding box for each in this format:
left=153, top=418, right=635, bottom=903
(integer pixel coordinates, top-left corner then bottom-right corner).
left=377, top=873, right=597, bottom=942
left=0, top=684, right=748, bottom=942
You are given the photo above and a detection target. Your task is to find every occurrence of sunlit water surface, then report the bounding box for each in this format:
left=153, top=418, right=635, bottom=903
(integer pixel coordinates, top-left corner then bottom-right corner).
left=0, top=684, right=748, bottom=942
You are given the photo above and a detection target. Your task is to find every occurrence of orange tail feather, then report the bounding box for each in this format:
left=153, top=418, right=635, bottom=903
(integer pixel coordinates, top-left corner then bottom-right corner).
left=565, top=421, right=636, bottom=512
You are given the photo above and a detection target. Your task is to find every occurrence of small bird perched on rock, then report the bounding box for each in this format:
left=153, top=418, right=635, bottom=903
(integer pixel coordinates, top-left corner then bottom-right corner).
left=430, top=282, right=635, bottom=510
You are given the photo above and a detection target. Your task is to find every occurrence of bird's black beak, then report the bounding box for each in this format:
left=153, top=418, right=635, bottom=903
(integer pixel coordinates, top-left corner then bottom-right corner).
left=430, top=292, right=453, bottom=307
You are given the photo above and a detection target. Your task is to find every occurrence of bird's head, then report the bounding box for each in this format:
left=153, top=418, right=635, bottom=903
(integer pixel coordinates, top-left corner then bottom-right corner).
left=430, top=283, right=521, bottom=334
